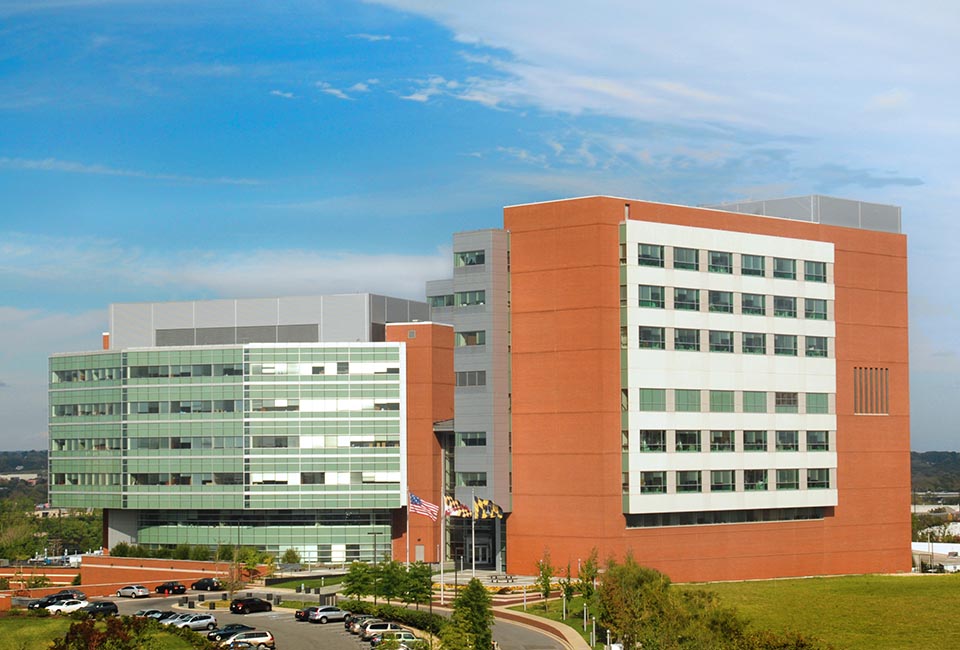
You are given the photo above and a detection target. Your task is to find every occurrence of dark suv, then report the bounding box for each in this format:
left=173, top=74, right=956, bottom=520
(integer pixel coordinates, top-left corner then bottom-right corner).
left=230, top=597, right=273, bottom=614
left=156, top=581, right=186, bottom=594
left=190, top=577, right=223, bottom=591
left=27, top=594, right=72, bottom=609
left=81, top=601, right=119, bottom=616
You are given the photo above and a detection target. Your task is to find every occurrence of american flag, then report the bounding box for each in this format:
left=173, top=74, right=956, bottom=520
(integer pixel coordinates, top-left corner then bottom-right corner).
left=409, top=493, right=440, bottom=521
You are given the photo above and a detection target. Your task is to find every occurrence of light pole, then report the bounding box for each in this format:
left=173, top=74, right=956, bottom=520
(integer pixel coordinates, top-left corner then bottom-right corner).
left=368, top=531, right=381, bottom=605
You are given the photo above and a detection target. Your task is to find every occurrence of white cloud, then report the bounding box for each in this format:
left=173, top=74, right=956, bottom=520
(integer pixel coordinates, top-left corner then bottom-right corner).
left=316, top=82, right=352, bottom=100
left=0, top=157, right=259, bottom=185
left=350, top=33, right=393, bottom=42
left=270, top=89, right=295, bottom=99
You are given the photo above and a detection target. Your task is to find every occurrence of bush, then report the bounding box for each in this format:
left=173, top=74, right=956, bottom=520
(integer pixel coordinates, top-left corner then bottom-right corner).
left=71, top=574, right=82, bottom=586
left=190, top=545, right=211, bottom=561
left=339, top=600, right=445, bottom=636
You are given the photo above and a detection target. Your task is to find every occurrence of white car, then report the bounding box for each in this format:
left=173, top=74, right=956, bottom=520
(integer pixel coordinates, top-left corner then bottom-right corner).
left=162, top=613, right=195, bottom=626
left=46, top=599, right=89, bottom=615
left=175, top=613, right=218, bottom=630
left=116, top=585, right=150, bottom=598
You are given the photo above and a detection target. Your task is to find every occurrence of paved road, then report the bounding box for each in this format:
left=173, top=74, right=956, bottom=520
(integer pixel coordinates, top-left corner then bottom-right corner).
left=104, top=593, right=565, bottom=650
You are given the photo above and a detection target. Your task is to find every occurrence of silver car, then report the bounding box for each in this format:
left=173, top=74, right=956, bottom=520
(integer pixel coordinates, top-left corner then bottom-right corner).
left=309, top=605, right=350, bottom=624
left=175, top=613, right=218, bottom=631
left=116, top=585, right=150, bottom=598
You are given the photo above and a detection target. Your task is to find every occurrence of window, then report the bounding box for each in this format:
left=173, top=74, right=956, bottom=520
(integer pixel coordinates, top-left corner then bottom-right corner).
left=337, top=361, right=349, bottom=374
left=301, top=472, right=325, bottom=485
left=639, top=244, right=664, bottom=267
left=711, top=470, right=735, bottom=492
left=709, top=390, right=734, bottom=413
left=804, top=260, right=827, bottom=282
left=743, top=391, right=767, bottom=413
left=639, top=327, right=665, bottom=349
left=742, top=332, right=766, bottom=355
left=773, top=296, right=796, bottom=318
left=456, top=472, right=487, bottom=487
left=708, top=251, right=733, bottom=273
left=776, top=469, right=800, bottom=490
left=455, top=290, right=486, bottom=306
left=455, top=250, right=485, bottom=267
left=675, top=430, right=701, bottom=452
left=639, top=430, right=666, bottom=452
left=708, top=290, right=734, bottom=313
left=673, top=287, right=700, bottom=311
left=677, top=470, right=702, bottom=493
left=807, top=430, right=829, bottom=451
left=673, top=247, right=699, bottom=270
left=622, top=472, right=629, bottom=493
left=806, top=393, right=829, bottom=414
left=674, top=328, right=700, bottom=351
left=773, top=258, right=796, bottom=279
left=806, top=336, right=828, bottom=358
left=710, top=430, right=734, bottom=451
left=638, top=389, right=666, bottom=411
left=639, top=285, right=665, bottom=308
left=455, top=370, right=486, bottom=386
left=709, top=330, right=734, bottom=353
left=776, top=430, right=799, bottom=451
left=456, top=432, right=487, bottom=447
left=620, top=285, right=628, bottom=307
left=620, top=326, right=628, bottom=349
left=774, top=334, right=797, bottom=356
left=428, top=294, right=454, bottom=308
left=744, top=469, right=768, bottom=491
left=807, top=468, right=831, bottom=489
left=743, top=430, right=767, bottom=451
left=622, top=430, right=629, bottom=451
left=805, top=298, right=828, bottom=320
left=775, top=392, right=798, bottom=413
left=741, top=254, right=765, bottom=276
left=741, top=293, right=766, bottom=316
left=622, top=389, right=629, bottom=412
left=455, top=331, right=486, bottom=346
left=674, top=389, right=701, bottom=412
left=640, top=471, right=667, bottom=493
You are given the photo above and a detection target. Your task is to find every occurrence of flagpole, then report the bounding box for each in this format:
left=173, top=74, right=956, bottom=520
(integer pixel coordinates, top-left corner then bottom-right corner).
left=471, top=488, right=476, bottom=578
left=405, top=492, right=410, bottom=567
left=439, top=502, right=445, bottom=605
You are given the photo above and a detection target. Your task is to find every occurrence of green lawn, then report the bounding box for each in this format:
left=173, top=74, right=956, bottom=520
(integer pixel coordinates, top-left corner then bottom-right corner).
left=509, top=596, right=596, bottom=648
left=682, top=574, right=960, bottom=650
left=269, top=574, right=345, bottom=590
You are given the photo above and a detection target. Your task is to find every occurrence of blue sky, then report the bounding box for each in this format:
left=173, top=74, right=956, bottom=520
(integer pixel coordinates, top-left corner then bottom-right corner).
left=0, top=0, right=957, bottom=451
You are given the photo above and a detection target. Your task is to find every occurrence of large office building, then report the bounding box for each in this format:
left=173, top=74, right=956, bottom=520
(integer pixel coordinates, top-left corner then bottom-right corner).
left=50, top=195, right=911, bottom=582
left=49, top=294, right=452, bottom=563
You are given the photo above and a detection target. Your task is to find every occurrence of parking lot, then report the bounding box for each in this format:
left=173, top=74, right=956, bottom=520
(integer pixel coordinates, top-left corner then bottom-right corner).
left=109, top=593, right=565, bottom=650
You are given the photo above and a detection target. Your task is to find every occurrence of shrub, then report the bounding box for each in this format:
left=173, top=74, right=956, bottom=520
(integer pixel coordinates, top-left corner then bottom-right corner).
left=338, top=599, right=445, bottom=636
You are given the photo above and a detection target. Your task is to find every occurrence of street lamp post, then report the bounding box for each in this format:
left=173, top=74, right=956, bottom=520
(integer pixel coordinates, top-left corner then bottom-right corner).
left=368, top=531, right=381, bottom=605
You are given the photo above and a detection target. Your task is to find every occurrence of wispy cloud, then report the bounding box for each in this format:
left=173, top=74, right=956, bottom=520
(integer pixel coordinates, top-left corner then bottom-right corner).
left=316, top=81, right=352, bottom=100
left=349, top=33, right=392, bottom=42
left=0, top=157, right=260, bottom=185
left=270, top=89, right=295, bottom=99
left=400, top=75, right=459, bottom=102
left=805, top=163, right=923, bottom=191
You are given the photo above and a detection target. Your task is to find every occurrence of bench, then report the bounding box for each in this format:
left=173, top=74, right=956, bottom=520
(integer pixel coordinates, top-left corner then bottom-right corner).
left=489, top=574, right=516, bottom=583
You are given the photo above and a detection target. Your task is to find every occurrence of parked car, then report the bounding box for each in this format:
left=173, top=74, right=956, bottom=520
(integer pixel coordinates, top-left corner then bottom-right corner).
left=229, top=597, right=273, bottom=614
left=162, top=613, right=196, bottom=626
left=310, top=604, right=350, bottom=623
left=116, top=585, right=149, bottom=598
left=295, top=606, right=319, bottom=621
left=361, top=622, right=406, bottom=641
left=155, top=581, right=186, bottom=594
left=351, top=617, right=383, bottom=634
left=175, top=613, right=218, bottom=630
left=347, top=613, right=376, bottom=631
left=191, top=577, right=223, bottom=591
left=208, top=623, right=256, bottom=642
left=371, top=630, right=419, bottom=647
left=27, top=594, right=72, bottom=609
left=53, top=589, right=87, bottom=600
left=220, top=630, right=276, bottom=648
left=81, top=601, right=119, bottom=617
left=134, top=609, right=162, bottom=618
left=46, top=599, right=89, bottom=615
left=153, top=611, right=180, bottom=622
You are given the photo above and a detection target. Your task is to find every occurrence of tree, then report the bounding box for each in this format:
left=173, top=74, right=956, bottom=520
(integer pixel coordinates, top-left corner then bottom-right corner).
left=342, top=561, right=374, bottom=599
left=576, top=547, right=599, bottom=603
left=173, top=544, right=192, bottom=560
left=453, top=578, right=494, bottom=650
left=190, top=545, right=211, bottom=561
left=403, top=562, right=435, bottom=608
left=596, top=553, right=676, bottom=650
left=378, top=560, right=407, bottom=603
left=217, top=544, right=234, bottom=561
left=558, top=563, right=575, bottom=619
left=110, top=542, right=131, bottom=557
left=535, top=549, right=554, bottom=610
left=281, top=548, right=301, bottom=564
left=440, top=619, right=474, bottom=650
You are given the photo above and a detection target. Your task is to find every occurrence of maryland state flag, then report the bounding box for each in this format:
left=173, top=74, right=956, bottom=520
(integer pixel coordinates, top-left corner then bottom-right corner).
left=474, top=496, right=504, bottom=519
left=444, top=495, right=472, bottom=518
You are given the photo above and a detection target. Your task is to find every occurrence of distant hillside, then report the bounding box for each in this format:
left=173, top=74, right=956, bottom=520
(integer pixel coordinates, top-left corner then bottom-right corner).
left=0, top=450, right=47, bottom=473
left=912, top=451, right=960, bottom=492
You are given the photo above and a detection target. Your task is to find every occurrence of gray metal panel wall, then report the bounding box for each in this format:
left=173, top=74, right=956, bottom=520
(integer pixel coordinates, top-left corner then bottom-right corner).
left=153, top=302, right=195, bottom=329
left=237, top=325, right=278, bottom=343
left=196, top=327, right=237, bottom=345
left=278, top=296, right=325, bottom=325
left=385, top=296, right=410, bottom=323
left=110, top=303, right=153, bottom=349
left=236, top=298, right=279, bottom=326
left=156, top=329, right=196, bottom=347
left=195, top=299, right=236, bottom=328
left=370, top=295, right=387, bottom=324
left=408, top=301, right=429, bottom=321
left=278, top=324, right=320, bottom=342
left=321, top=294, right=369, bottom=342
left=817, top=196, right=861, bottom=229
